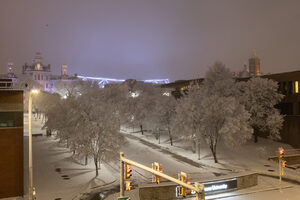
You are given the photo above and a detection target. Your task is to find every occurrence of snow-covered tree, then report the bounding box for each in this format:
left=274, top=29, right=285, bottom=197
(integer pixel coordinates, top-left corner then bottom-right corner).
left=203, top=61, right=236, bottom=97
left=32, top=91, right=61, bottom=121
left=123, top=82, right=161, bottom=135
left=133, top=83, right=161, bottom=134
left=44, top=83, right=126, bottom=176
left=200, top=95, right=252, bottom=163
left=172, top=88, right=204, bottom=159
left=75, top=86, right=125, bottom=176
left=199, top=62, right=253, bottom=163
left=53, top=79, right=90, bottom=98
left=153, top=93, right=177, bottom=146
left=236, top=77, right=284, bottom=142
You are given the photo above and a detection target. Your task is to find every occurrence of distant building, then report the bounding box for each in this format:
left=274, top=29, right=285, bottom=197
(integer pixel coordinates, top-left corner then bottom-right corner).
left=0, top=78, right=13, bottom=89
left=261, top=71, right=300, bottom=148
left=22, top=52, right=52, bottom=91
left=248, top=51, right=261, bottom=76
left=161, top=78, right=203, bottom=98
left=237, top=51, right=261, bottom=78
left=7, top=62, right=16, bottom=78
left=61, top=64, right=68, bottom=79
left=12, top=52, right=168, bottom=93
left=262, top=71, right=300, bottom=115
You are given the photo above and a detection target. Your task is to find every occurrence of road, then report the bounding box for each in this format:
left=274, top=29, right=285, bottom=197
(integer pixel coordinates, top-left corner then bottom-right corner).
left=118, top=134, right=220, bottom=184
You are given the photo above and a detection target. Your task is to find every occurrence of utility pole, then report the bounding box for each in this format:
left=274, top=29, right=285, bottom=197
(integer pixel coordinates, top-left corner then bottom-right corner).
left=29, top=89, right=39, bottom=200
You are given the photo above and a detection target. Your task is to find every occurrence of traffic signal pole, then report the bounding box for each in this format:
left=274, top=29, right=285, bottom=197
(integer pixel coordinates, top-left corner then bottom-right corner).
left=119, top=152, right=205, bottom=200
left=279, top=159, right=282, bottom=192
left=120, top=152, right=125, bottom=197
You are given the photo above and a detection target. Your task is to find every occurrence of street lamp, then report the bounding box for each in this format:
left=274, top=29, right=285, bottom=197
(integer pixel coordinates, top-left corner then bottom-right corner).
left=29, top=89, right=39, bottom=200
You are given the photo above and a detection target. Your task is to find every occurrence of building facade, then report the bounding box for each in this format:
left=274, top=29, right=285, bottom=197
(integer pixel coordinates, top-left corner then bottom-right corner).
left=22, top=52, right=53, bottom=91
left=0, top=90, right=24, bottom=198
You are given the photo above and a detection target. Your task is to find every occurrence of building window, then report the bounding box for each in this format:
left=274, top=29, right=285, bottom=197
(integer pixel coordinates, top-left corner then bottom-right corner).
left=38, top=74, right=40, bottom=80
left=0, top=112, right=23, bottom=127
left=34, top=75, right=36, bottom=80
left=41, top=75, right=43, bottom=80
left=278, top=82, right=282, bottom=93
left=46, top=76, right=48, bottom=80
left=282, top=82, right=287, bottom=94
left=46, top=83, right=48, bottom=88
left=295, top=81, right=299, bottom=93
left=288, top=81, right=292, bottom=94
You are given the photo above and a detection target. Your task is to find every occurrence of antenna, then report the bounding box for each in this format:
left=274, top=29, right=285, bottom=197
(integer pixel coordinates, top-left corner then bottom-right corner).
left=253, top=49, right=257, bottom=57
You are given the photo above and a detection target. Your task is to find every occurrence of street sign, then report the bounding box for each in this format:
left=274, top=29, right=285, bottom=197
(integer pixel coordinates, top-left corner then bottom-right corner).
left=176, top=178, right=237, bottom=198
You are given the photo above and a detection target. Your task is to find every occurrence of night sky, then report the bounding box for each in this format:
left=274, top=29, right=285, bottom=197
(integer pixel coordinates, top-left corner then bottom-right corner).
left=0, top=0, right=300, bottom=81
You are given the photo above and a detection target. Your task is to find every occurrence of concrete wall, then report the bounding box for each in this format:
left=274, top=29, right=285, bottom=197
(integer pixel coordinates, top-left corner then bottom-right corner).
left=139, top=172, right=257, bottom=200
left=139, top=183, right=177, bottom=200
left=237, top=173, right=258, bottom=189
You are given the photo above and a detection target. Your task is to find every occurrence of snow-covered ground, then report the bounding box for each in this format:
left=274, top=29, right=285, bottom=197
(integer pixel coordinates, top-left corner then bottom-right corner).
left=121, top=126, right=298, bottom=177
left=108, top=126, right=300, bottom=199
left=6, top=116, right=299, bottom=200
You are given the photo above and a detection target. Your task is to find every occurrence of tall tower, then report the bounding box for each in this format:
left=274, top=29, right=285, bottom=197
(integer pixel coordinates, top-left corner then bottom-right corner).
left=7, top=62, right=15, bottom=78
left=61, top=64, right=68, bottom=78
left=248, top=50, right=261, bottom=76
left=33, top=52, right=43, bottom=70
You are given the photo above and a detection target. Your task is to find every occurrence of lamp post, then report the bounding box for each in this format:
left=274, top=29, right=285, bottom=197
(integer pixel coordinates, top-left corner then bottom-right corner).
left=29, top=89, right=39, bottom=200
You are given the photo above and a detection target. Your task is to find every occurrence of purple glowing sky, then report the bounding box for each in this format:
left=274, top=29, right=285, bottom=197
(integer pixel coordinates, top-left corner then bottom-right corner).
left=0, top=0, right=300, bottom=81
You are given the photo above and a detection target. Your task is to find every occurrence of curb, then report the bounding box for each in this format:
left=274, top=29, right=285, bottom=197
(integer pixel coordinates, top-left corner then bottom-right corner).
left=256, top=171, right=300, bottom=185
left=124, top=132, right=235, bottom=172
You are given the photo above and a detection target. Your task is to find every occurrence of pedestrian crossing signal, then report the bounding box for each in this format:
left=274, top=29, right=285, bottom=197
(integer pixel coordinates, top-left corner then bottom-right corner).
left=125, top=181, right=132, bottom=191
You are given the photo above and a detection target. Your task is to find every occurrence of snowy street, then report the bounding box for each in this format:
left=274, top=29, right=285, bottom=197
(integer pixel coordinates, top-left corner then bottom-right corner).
left=21, top=117, right=221, bottom=199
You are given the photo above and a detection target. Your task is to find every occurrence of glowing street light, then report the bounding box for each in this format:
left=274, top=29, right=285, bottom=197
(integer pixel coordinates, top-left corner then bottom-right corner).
left=29, top=89, right=39, bottom=200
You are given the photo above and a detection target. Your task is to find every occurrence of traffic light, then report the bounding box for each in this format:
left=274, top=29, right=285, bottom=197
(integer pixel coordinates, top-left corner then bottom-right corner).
left=125, top=163, right=132, bottom=179
left=125, top=181, right=132, bottom=191
left=278, top=147, right=285, bottom=160
left=282, top=161, right=287, bottom=168
left=152, top=162, right=162, bottom=184
left=178, top=172, right=187, bottom=197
